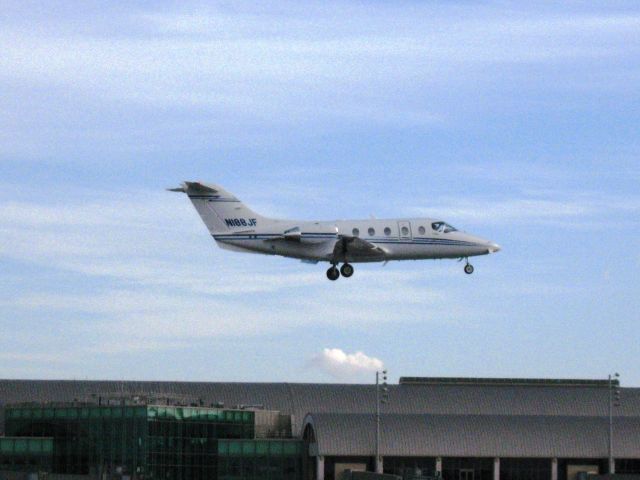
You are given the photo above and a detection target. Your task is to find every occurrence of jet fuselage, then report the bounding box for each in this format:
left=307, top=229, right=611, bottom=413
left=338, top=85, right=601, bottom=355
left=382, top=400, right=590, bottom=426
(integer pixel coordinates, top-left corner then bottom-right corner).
left=171, top=181, right=500, bottom=280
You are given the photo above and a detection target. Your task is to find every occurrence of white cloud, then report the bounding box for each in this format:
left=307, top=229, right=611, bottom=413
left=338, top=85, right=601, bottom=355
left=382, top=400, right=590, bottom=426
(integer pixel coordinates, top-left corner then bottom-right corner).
left=408, top=193, right=640, bottom=227
left=311, top=348, right=384, bottom=379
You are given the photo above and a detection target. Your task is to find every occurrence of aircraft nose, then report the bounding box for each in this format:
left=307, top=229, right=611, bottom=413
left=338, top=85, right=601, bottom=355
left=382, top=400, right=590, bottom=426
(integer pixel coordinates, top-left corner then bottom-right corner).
left=487, top=242, right=501, bottom=253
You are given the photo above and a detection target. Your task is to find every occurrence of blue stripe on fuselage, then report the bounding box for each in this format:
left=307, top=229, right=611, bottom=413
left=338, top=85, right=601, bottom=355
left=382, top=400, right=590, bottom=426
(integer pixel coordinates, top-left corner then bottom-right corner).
left=212, top=233, right=479, bottom=247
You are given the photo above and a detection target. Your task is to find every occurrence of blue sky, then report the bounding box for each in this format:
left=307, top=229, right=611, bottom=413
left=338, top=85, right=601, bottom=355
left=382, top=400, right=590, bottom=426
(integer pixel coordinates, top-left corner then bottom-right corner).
left=1, top=1, right=639, bottom=385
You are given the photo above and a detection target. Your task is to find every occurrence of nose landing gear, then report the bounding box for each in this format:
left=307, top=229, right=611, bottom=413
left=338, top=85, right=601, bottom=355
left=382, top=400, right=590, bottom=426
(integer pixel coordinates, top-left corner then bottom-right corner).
left=464, top=260, right=474, bottom=275
left=326, top=263, right=354, bottom=280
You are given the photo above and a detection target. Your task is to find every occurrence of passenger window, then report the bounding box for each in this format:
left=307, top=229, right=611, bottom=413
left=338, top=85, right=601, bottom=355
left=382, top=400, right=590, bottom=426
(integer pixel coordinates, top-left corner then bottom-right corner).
left=352, top=228, right=360, bottom=237
left=384, top=227, right=391, bottom=236
left=401, top=226, right=409, bottom=236
left=418, top=226, right=426, bottom=235
left=368, top=227, right=375, bottom=236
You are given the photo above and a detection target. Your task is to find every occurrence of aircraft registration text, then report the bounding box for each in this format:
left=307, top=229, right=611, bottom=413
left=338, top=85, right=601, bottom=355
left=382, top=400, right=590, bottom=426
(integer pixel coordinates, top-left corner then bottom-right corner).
left=225, top=218, right=257, bottom=227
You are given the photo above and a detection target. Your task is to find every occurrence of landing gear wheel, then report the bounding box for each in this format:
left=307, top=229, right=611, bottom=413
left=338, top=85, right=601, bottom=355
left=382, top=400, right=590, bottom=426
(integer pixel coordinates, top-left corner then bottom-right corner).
left=340, top=263, right=354, bottom=278
left=326, top=266, right=340, bottom=281
left=464, top=263, right=474, bottom=275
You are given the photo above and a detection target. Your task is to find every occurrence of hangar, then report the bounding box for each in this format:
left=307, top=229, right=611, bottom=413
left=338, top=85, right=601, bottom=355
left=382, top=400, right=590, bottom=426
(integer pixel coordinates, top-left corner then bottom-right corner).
left=0, top=377, right=639, bottom=480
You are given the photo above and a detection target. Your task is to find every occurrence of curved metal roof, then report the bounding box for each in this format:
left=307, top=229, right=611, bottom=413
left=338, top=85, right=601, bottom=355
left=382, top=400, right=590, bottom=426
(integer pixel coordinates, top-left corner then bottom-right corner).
left=303, top=413, right=640, bottom=458
left=1, top=379, right=639, bottom=436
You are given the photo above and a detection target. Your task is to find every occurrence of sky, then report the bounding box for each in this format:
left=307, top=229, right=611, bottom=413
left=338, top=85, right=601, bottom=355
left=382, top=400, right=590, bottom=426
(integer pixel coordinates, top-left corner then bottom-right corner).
left=1, top=1, right=639, bottom=385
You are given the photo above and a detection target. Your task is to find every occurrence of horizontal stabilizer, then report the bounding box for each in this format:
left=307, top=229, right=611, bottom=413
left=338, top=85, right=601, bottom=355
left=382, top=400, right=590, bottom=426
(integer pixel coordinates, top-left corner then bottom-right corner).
left=184, top=182, right=219, bottom=193
left=166, top=182, right=220, bottom=194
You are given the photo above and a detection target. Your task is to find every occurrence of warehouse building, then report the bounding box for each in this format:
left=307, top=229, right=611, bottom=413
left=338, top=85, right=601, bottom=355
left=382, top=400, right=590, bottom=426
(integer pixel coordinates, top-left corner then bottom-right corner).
left=1, top=377, right=639, bottom=480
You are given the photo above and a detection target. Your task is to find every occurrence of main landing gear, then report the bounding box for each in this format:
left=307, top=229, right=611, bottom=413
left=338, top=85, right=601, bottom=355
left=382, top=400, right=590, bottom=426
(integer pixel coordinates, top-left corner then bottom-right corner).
left=326, top=263, right=354, bottom=281
left=340, top=263, right=354, bottom=278
left=326, top=266, right=340, bottom=281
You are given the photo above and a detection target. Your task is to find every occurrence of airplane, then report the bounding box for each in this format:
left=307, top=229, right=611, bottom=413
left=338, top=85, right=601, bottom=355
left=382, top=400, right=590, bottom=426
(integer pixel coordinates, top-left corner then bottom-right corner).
left=169, top=181, right=501, bottom=280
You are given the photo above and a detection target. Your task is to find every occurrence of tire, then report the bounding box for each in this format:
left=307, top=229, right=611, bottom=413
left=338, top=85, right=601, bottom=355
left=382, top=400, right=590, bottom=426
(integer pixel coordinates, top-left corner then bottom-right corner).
left=464, top=264, right=474, bottom=275
left=340, top=263, right=354, bottom=278
left=326, top=266, right=340, bottom=281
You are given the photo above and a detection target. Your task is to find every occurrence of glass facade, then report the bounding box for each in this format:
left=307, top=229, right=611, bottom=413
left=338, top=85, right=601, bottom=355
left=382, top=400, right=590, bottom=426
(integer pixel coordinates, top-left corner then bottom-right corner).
left=1, top=404, right=302, bottom=480
left=217, top=439, right=302, bottom=480
left=0, top=437, right=53, bottom=472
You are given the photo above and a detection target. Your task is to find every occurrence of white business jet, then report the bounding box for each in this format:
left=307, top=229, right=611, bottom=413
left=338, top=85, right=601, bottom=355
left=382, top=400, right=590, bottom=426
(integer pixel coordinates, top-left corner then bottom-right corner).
left=170, top=182, right=500, bottom=280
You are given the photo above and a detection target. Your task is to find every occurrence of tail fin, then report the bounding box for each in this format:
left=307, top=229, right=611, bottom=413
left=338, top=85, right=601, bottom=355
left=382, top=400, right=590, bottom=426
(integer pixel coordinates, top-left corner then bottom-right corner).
left=169, top=181, right=267, bottom=234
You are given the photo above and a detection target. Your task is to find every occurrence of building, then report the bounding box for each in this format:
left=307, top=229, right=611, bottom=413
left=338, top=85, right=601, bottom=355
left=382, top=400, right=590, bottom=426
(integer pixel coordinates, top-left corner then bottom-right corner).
left=1, top=377, right=639, bottom=480
left=1, top=398, right=301, bottom=480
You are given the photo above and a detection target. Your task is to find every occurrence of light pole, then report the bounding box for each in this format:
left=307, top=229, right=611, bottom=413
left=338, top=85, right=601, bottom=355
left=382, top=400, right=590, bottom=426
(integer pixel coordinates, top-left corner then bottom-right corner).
left=608, top=373, right=621, bottom=474
left=375, top=370, right=389, bottom=474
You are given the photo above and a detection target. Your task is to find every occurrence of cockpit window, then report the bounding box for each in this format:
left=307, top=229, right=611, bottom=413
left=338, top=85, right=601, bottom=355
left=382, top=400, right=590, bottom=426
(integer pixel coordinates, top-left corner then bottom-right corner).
left=431, top=221, right=457, bottom=233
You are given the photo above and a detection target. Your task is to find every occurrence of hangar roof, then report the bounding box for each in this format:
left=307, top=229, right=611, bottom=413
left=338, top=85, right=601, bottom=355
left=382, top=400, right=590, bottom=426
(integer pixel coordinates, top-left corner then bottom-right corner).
left=1, top=379, right=639, bottom=436
left=303, top=413, right=640, bottom=458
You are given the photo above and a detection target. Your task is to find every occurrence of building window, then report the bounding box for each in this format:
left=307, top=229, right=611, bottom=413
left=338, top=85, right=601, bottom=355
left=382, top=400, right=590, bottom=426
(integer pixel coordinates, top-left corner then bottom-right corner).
left=616, top=459, right=640, bottom=474
left=384, top=457, right=436, bottom=478
left=501, top=458, right=552, bottom=480
left=443, top=457, right=493, bottom=480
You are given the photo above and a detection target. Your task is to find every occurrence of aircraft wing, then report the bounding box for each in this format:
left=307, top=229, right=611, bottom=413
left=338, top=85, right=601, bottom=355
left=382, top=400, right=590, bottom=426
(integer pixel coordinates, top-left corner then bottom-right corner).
left=332, top=235, right=387, bottom=261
